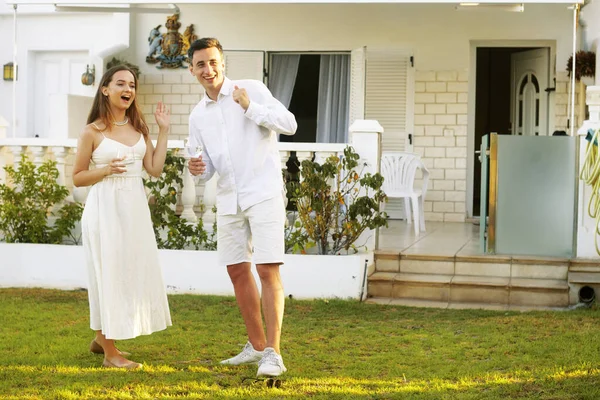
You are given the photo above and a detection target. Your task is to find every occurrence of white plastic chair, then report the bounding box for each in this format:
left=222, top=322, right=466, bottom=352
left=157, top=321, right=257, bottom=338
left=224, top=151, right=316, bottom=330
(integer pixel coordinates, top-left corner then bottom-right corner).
left=380, top=152, right=430, bottom=235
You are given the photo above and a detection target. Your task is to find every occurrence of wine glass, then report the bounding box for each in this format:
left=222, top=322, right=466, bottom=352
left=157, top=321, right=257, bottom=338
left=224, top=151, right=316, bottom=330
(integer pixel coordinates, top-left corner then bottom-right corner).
left=117, top=147, right=135, bottom=165
left=186, top=143, right=203, bottom=159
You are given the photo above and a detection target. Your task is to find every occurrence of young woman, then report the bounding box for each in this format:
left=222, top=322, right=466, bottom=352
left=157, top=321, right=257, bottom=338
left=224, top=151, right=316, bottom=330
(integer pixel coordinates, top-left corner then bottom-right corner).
left=73, top=65, right=172, bottom=369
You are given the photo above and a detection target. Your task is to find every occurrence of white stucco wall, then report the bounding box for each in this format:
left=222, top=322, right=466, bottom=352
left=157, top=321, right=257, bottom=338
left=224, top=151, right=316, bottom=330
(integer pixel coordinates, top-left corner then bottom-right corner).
left=581, top=0, right=600, bottom=86
left=0, top=1, right=129, bottom=138
left=133, top=4, right=573, bottom=73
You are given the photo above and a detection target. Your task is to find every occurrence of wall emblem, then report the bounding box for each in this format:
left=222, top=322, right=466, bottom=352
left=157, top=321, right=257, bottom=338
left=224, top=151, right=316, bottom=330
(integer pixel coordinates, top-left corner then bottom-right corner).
left=146, top=13, right=196, bottom=69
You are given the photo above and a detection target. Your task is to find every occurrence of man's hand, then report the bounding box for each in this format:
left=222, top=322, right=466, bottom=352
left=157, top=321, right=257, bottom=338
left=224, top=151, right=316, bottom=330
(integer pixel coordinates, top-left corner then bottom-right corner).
left=233, top=85, right=250, bottom=111
left=189, top=155, right=207, bottom=176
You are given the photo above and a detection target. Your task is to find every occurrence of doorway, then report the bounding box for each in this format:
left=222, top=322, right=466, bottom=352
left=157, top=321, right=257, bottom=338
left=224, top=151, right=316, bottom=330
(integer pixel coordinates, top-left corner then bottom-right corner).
left=30, top=51, right=89, bottom=138
left=472, top=46, right=551, bottom=217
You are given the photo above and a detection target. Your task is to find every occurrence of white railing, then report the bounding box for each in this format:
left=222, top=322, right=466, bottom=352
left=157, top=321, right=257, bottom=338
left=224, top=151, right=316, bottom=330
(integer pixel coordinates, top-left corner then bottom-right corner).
left=0, top=140, right=352, bottom=221
left=0, top=120, right=383, bottom=249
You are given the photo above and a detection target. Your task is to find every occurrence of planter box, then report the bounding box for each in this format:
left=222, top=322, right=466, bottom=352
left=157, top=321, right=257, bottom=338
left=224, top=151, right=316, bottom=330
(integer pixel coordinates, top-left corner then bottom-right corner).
left=0, top=243, right=372, bottom=300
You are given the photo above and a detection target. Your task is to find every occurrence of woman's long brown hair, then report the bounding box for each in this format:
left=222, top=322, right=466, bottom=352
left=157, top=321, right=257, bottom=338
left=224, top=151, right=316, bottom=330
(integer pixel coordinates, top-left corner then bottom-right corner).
left=86, top=65, right=149, bottom=136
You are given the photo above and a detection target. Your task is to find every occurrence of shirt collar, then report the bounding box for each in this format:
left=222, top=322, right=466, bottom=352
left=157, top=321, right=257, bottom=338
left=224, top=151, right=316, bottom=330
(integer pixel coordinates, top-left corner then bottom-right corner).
left=202, top=77, right=233, bottom=105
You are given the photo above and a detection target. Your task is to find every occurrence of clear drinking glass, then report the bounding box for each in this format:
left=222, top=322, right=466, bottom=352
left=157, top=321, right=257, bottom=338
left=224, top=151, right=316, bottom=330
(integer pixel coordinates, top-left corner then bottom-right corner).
left=117, top=147, right=135, bottom=165
left=186, top=143, right=203, bottom=159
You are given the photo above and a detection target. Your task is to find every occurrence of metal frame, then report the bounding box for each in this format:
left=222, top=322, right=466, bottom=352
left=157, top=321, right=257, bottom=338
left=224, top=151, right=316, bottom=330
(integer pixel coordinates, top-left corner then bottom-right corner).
left=487, top=133, right=499, bottom=253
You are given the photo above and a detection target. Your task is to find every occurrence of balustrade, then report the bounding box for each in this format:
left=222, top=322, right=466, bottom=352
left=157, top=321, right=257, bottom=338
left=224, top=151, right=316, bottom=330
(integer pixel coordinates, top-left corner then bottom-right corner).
left=0, top=140, right=362, bottom=229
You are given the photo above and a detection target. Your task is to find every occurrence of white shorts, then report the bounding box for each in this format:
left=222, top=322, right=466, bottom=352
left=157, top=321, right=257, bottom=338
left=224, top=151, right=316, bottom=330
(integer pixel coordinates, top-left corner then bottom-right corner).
left=217, top=195, right=286, bottom=266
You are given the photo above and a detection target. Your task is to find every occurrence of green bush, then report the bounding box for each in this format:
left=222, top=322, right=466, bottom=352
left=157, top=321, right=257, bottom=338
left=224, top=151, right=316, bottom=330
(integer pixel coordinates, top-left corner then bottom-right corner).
left=0, top=155, right=83, bottom=244
left=290, top=146, right=388, bottom=255
left=144, top=150, right=216, bottom=250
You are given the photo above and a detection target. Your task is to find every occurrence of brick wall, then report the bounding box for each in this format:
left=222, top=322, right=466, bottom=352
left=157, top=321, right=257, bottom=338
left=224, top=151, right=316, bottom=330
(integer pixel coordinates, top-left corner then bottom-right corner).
left=413, top=70, right=468, bottom=222
left=137, top=72, right=202, bottom=142
left=554, top=71, right=586, bottom=133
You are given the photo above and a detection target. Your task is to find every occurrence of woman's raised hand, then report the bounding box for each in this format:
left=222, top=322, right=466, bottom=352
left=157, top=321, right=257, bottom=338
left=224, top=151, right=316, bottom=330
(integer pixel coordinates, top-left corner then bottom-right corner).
left=154, top=101, right=170, bottom=135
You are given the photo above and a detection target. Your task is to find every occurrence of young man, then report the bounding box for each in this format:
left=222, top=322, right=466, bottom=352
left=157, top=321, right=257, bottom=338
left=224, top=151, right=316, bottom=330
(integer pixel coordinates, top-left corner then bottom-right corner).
left=187, top=38, right=297, bottom=377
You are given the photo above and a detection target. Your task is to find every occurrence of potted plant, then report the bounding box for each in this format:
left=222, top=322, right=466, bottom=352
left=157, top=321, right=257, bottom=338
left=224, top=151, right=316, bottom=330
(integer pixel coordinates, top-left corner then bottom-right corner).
left=106, top=57, right=142, bottom=78
left=566, top=50, right=596, bottom=85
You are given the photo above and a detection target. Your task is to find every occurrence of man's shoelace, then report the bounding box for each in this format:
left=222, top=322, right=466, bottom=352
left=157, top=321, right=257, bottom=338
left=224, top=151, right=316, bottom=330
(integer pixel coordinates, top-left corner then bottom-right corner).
left=259, top=351, right=280, bottom=366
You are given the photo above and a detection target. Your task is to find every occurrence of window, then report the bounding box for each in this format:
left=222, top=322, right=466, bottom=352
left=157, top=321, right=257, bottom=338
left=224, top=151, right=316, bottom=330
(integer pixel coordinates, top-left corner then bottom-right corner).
left=268, top=52, right=351, bottom=144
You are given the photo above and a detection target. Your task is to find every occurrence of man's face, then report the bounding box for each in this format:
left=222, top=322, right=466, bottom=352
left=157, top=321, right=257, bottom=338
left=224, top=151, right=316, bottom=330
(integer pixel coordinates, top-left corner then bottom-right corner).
left=189, top=47, right=225, bottom=94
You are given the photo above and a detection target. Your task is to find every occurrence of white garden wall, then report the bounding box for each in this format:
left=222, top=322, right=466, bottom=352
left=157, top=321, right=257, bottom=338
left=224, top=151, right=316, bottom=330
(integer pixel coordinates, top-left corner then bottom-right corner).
left=0, top=243, right=371, bottom=300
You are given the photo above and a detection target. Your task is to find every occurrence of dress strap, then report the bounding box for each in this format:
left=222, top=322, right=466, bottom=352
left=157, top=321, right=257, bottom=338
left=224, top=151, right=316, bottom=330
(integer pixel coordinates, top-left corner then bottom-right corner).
left=91, top=122, right=106, bottom=137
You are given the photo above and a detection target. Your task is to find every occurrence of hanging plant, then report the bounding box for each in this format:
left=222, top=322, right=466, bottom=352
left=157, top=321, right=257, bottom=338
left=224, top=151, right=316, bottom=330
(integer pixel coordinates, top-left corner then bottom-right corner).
left=566, top=50, right=596, bottom=80
left=106, top=57, right=142, bottom=78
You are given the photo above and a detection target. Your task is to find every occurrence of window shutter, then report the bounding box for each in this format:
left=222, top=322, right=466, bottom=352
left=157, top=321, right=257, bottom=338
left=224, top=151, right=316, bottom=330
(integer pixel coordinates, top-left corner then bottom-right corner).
left=223, top=51, right=265, bottom=82
left=349, top=46, right=366, bottom=126
left=365, top=49, right=414, bottom=219
left=365, top=49, right=413, bottom=152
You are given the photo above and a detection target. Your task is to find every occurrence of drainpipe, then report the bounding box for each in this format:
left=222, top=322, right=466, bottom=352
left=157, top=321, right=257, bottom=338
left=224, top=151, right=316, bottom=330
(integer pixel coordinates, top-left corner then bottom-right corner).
left=570, top=3, right=580, bottom=136
left=12, top=4, right=16, bottom=138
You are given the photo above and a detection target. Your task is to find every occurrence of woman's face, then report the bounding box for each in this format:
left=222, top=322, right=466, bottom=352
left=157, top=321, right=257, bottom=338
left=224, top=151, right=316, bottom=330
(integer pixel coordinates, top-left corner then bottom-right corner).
left=102, top=70, right=136, bottom=113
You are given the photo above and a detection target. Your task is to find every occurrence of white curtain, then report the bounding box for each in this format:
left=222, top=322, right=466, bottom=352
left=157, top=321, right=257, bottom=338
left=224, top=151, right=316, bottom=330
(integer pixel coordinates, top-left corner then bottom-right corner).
left=269, top=54, right=300, bottom=108
left=316, top=54, right=350, bottom=143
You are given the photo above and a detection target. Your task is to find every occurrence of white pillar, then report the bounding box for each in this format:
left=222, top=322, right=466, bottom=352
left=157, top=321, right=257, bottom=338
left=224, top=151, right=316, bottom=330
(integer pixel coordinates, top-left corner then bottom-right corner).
left=52, top=146, right=73, bottom=202
left=349, top=119, right=383, bottom=253
left=180, top=159, right=198, bottom=223
left=202, top=174, right=218, bottom=227
left=28, top=146, right=45, bottom=167
left=349, top=120, right=383, bottom=177
left=295, top=151, right=313, bottom=182
left=577, top=86, right=600, bottom=258
left=8, top=145, right=24, bottom=169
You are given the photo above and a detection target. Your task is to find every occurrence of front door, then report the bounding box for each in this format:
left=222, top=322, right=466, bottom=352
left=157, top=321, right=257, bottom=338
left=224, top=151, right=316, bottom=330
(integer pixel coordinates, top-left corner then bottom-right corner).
left=510, top=48, right=550, bottom=136
left=32, top=51, right=88, bottom=138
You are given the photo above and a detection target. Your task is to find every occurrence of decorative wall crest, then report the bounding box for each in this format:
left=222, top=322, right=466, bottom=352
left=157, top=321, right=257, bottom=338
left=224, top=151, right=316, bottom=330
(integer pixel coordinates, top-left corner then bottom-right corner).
left=146, top=13, right=196, bottom=69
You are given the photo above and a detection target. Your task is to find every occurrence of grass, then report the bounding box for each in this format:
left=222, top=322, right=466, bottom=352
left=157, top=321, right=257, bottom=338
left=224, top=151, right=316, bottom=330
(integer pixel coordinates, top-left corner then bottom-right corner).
left=1, top=288, right=600, bottom=399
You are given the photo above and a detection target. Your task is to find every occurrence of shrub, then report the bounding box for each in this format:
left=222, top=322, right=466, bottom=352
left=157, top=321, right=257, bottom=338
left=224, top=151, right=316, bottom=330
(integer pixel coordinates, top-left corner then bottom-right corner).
left=0, top=155, right=83, bottom=244
left=144, top=150, right=216, bottom=250
left=291, top=146, right=388, bottom=255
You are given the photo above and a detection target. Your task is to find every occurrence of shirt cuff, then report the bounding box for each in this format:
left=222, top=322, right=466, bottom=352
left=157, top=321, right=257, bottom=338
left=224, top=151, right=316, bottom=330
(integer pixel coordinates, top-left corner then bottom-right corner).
left=244, top=101, right=263, bottom=121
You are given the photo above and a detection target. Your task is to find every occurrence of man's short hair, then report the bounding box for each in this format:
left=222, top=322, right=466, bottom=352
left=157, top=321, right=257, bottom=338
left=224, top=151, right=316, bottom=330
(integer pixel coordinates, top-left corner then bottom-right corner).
left=188, top=37, right=224, bottom=62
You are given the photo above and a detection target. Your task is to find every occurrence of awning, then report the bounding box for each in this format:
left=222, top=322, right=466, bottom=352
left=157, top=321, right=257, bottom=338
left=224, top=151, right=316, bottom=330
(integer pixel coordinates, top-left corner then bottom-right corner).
left=4, top=0, right=587, bottom=4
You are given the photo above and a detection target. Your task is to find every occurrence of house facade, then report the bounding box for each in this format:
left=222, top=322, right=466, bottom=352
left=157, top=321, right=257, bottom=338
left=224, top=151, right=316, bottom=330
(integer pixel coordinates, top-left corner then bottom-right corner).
left=0, top=1, right=596, bottom=224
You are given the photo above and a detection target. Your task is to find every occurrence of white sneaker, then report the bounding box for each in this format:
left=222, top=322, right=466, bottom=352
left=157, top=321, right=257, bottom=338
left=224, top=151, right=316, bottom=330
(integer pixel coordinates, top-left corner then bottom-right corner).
left=220, top=342, right=264, bottom=365
left=257, top=347, right=287, bottom=377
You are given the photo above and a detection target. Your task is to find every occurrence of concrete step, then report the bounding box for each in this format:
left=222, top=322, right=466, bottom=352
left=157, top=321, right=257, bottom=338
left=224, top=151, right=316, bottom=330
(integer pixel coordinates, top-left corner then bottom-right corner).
left=368, top=272, right=569, bottom=308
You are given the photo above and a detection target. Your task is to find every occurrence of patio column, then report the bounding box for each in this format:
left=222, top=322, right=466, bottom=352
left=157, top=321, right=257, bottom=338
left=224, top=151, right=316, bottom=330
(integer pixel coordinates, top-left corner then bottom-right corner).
left=349, top=120, right=383, bottom=177
left=576, top=85, right=600, bottom=258
left=349, top=119, right=383, bottom=253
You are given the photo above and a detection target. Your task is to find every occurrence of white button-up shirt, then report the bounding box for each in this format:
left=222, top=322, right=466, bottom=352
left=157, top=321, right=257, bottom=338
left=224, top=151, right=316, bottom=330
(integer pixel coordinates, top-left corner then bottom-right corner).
left=189, top=77, right=297, bottom=215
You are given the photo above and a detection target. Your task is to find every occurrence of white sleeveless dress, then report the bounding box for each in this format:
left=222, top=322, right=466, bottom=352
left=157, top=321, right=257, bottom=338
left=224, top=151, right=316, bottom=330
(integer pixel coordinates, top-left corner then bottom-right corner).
left=81, top=132, right=172, bottom=340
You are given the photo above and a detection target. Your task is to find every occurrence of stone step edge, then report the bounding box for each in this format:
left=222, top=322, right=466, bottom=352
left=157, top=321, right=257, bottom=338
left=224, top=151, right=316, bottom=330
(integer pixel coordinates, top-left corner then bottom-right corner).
left=369, top=273, right=569, bottom=291
left=365, top=297, right=567, bottom=311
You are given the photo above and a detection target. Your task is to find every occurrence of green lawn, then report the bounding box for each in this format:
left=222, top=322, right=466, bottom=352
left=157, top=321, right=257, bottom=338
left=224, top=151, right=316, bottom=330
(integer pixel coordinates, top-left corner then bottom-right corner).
left=1, top=288, right=600, bottom=399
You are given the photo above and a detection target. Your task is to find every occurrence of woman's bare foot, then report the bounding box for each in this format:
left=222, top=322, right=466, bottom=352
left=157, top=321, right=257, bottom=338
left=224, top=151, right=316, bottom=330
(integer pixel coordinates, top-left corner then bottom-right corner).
left=90, top=339, right=131, bottom=356
left=93, top=332, right=139, bottom=368
left=102, top=355, right=142, bottom=369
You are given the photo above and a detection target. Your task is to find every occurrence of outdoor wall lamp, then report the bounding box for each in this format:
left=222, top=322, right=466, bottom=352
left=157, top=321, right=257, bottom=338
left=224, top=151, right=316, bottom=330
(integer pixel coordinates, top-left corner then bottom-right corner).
left=81, top=64, right=96, bottom=86
left=3, top=62, right=15, bottom=81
